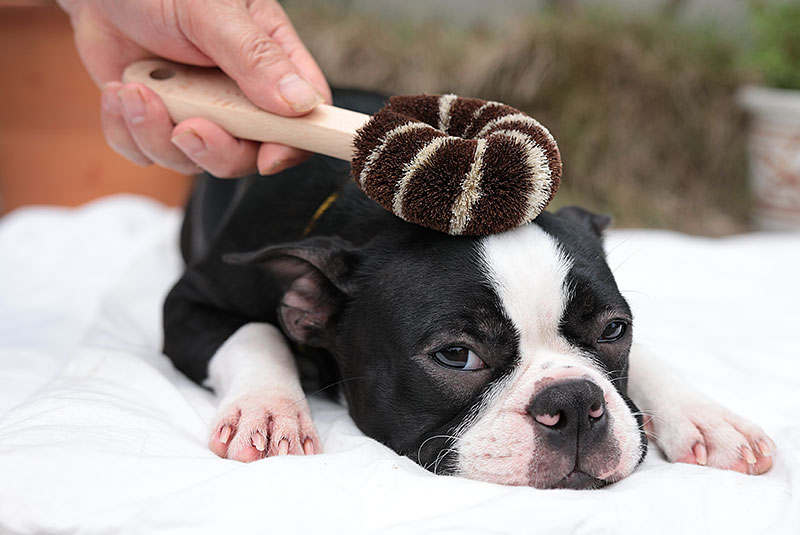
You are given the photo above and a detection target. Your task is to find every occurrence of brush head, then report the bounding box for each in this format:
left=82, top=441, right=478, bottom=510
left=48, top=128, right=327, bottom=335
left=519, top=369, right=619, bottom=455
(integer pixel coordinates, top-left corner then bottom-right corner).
left=351, top=94, right=562, bottom=236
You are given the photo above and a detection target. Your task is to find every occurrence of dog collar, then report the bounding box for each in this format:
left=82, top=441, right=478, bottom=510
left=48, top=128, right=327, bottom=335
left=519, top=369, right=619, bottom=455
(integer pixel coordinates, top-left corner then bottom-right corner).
left=303, top=192, right=339, bottom=237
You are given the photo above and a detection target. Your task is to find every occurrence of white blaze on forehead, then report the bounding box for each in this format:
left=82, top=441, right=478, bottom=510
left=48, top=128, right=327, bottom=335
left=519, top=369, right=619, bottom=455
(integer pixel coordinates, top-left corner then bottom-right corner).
left=453, top=224, right=573, bottom=483
left=480, top=224, right=572, bottom=352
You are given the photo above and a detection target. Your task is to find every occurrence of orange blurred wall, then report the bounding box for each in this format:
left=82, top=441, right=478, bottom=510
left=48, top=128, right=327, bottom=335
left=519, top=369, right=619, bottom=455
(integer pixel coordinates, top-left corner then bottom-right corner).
left=0, top=3, right=193, bottom=215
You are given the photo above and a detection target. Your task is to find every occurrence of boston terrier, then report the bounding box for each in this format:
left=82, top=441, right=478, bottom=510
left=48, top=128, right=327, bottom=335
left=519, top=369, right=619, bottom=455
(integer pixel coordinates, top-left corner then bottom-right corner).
left=163, top=89, right=774, bottom=489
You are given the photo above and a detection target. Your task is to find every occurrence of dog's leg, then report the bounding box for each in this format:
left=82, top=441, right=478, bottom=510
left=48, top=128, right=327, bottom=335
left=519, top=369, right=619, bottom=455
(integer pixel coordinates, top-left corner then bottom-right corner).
left=206, top=322, right=321, bottom=462
left=628, top=344, right=774, bottom=475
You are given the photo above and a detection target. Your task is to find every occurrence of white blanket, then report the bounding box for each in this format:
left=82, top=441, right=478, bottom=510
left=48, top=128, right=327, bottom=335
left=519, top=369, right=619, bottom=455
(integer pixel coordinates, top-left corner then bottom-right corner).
left=0, top=195, right=798, bottom=535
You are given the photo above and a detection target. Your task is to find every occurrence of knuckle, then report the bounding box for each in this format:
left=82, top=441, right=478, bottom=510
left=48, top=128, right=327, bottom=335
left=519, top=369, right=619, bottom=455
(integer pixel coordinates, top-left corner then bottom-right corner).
left=143, top=146, right=199, bottom=175
left=210, top=162, right=250, bottom=179
left=204, top=143, right=257, bottom=178
left=239, top=32, right=285, bottom=73
left=176, top=162, right=203, bottom=175
left=202, top=154, right=250, bottom=178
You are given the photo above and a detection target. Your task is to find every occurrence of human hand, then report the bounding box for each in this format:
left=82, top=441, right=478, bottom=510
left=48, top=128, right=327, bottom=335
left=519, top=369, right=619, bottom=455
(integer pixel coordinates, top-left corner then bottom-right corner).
left=58, top=0, right=331, bottom=177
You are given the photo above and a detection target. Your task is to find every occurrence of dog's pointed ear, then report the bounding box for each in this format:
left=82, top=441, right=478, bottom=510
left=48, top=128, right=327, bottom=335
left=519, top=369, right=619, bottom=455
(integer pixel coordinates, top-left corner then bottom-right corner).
left=554, top=206, right=612, bottom=237
left=224, top=236, right=360, bottom=346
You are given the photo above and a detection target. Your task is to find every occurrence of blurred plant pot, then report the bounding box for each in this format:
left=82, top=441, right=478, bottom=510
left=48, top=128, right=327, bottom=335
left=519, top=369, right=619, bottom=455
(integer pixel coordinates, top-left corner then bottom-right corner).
left=739, top=86, right=800, bottom=230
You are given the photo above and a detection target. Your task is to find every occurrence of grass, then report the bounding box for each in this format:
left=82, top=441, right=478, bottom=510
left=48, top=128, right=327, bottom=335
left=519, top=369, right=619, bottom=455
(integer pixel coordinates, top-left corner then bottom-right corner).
left=286, top=4, right=755, bottom=235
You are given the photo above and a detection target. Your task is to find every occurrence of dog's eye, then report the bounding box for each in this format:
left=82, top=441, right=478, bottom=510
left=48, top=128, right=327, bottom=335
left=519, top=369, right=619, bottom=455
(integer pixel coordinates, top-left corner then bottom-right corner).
left=598, top=321, right=627, bottom=343
left=432, top=346, right=486, bottom=371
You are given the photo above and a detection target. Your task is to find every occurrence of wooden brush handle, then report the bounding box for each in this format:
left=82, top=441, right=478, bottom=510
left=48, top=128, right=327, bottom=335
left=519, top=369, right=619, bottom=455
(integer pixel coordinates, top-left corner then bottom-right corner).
left=122, top=59, right=369, bottom=160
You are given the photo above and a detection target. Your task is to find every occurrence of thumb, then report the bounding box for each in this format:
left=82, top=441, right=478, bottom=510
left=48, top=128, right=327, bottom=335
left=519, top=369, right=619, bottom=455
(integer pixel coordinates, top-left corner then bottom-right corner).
left=179, top=0, right=326, bottom=116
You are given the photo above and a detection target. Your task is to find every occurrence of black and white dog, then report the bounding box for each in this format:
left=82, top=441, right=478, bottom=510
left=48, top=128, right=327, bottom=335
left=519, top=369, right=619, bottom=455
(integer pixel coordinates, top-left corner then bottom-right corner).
left=163, top=90, right=773, bottom=489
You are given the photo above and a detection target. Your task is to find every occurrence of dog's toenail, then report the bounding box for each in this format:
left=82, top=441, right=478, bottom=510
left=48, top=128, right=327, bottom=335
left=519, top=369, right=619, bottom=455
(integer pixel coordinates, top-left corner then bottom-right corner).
left=277, top=439, right=289, bottom=455
left=693, top=443, right=708, bottom=465
left=253, top=432, right=266, bottom=451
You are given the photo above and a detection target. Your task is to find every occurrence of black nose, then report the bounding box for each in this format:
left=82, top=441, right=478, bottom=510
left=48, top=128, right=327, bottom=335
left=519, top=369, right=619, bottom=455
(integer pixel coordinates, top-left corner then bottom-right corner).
left=529, top=379, right=607, bottom=449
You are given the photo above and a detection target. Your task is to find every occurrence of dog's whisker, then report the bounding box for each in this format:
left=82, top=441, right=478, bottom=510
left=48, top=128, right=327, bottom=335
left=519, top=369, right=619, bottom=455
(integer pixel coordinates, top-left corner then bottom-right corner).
left=628, top=409, right=681, bottom=439
left=291, top=375, right=369, bottom=407
left=430, top=442, right=460, bottom=475
left=433, top=448, right=458, bottom=475
left=619, top=289, right=649, bottom=297
left=608, top=246, right=646, bottom=278
left=604, top=233, right=636, bottom=255
left=417, top=434, right=462, bottom=469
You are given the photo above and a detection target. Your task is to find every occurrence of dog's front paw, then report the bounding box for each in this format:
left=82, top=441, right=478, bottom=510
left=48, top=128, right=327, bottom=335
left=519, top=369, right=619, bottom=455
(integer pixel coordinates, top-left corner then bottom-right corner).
left=648, top=401, right=775, bottom=475
left=209, top=393, right=321, bottom=462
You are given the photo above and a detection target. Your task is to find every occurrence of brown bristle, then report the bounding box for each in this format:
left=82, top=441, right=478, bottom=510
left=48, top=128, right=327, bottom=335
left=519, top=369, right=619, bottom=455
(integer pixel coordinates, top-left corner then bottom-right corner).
left=351, top=94, right=562, bottom=236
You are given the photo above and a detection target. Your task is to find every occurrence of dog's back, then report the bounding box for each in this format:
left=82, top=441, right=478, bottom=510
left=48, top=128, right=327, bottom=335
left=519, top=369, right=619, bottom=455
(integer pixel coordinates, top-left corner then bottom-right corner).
left=180, top=88, right=389, bottom=266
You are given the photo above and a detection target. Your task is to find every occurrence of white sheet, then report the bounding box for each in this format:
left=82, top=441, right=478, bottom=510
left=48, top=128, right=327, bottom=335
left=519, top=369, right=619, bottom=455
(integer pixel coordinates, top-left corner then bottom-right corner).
left=0, top=195, right=798, bottom=535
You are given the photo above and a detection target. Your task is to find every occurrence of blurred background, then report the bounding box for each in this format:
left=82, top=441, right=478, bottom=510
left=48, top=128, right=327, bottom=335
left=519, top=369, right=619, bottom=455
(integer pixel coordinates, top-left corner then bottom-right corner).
left=1, top=0, right=799, bottom=235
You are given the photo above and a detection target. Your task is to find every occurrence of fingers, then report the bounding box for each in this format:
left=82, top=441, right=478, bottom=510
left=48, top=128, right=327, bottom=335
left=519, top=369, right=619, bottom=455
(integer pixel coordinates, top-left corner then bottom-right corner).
left=171, top=123, right=309, bottom=177
left=115, top=83, right=202, bottom=175
left=103, top=82, right=280, bottom=177
left=176, top=0, right=330, bottom=116
left=256, top=143, right=311, bottom=176
left=173, top=120, right=311, bottom=177
left=101, top=82, right=152, bottom=167
left=172, top=118, right=261, bottom=178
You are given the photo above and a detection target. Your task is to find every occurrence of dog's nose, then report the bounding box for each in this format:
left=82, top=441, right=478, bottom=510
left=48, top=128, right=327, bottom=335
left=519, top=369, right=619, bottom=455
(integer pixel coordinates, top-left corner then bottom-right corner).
left=529, top=379, right=607, bottom=447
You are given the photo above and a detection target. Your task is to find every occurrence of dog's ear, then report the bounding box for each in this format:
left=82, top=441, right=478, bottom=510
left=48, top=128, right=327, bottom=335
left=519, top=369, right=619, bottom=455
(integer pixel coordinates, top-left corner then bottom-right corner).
left=224, top=236, right=360, bottom=346
left=554, top=206, right=612, bottom=238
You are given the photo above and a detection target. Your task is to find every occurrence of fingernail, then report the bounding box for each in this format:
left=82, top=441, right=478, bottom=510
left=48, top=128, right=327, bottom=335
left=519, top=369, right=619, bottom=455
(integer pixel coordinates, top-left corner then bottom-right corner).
left=171, top=129, right=206, bottom=157
left=744, top=447, right=758, bottom=465
left=303, top=438, right=315, bottom=455
left=258, top=159, right=283, bottom=175
left=118, top=86, right=146, bottom=124
left=260, top=157, right=303, bottom=175
left=277, top=73, right=324, bottom=113
left=757, top=440, right=772, bottom=457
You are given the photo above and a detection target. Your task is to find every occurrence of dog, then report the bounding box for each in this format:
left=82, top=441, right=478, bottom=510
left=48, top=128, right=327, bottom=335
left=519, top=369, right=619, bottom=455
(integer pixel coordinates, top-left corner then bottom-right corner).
left=163, top=89, right=774, bottom=489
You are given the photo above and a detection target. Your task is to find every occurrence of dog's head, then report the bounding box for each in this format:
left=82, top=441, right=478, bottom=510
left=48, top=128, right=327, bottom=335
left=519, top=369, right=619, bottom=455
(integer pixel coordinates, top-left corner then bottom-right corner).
left=229, top=206, right=647, bottom=489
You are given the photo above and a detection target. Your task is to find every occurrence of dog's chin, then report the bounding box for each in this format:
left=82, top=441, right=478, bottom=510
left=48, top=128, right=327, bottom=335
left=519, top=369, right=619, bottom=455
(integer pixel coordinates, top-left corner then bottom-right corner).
left=548, top=470, right=609, bottom=490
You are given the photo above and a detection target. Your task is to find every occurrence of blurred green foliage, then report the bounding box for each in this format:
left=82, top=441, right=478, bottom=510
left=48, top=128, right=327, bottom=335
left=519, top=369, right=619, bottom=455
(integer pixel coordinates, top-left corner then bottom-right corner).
left=749, top=2, right=800, bottom=90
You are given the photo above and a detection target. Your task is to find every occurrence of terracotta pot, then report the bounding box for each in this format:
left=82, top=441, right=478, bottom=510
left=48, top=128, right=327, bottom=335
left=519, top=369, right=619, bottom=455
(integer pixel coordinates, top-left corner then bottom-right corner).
left=739, top=85, right=800, bottom=230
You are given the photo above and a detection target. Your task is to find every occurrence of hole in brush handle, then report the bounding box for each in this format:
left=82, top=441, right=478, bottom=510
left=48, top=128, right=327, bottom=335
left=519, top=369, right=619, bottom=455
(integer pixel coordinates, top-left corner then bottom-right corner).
left=149, top=67, right=175, bottom=81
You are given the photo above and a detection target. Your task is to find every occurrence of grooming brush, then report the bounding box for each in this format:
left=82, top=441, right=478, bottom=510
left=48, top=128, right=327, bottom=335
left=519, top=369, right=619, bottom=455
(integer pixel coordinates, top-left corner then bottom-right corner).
left=123, top=59, right=562, bottom=236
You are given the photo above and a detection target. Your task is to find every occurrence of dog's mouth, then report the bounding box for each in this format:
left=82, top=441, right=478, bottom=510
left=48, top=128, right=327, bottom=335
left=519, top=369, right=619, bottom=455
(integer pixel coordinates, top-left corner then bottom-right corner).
left=550, top=469, right=607, bottom=490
